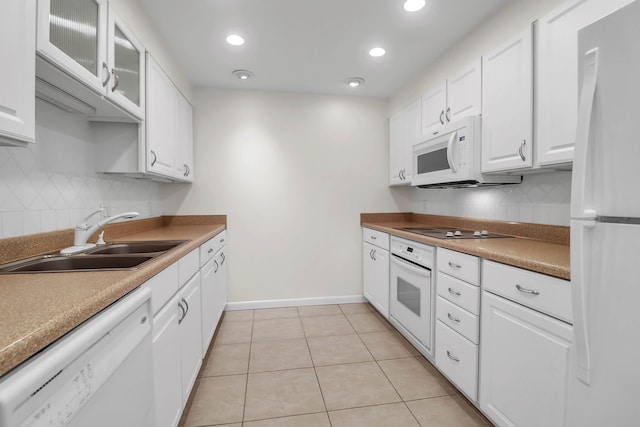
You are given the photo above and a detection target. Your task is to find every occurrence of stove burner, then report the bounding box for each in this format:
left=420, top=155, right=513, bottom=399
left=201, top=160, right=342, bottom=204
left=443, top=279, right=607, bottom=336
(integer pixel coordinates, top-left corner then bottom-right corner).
left=395, top=227, right=512, bottom=239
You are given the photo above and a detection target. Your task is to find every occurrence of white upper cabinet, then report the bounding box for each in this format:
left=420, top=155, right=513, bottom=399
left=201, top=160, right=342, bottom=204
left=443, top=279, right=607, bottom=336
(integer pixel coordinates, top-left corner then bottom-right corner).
left=36, top=0, right=145, bottom=121
left=535, top=0, right=635, bottom=167
left=389, top=111, right=405, bottom=186
left=422, top=59, right=481, bottom=138
left=173, top=88, right=194, bottom=181
left=106, top=8, right=145, bottom=119
left=446, top=59, right=482, bottom=125
left=389, top=98, right=420, bottom=186
left=0, top=0, right=36, bottom=147
left=146, top=55, right=175, bottom=177
left=482, top=26, right=533, bottom=173
left=146, top=54, right=194, bottom=182
left=421, top=82, right=447, bottom=136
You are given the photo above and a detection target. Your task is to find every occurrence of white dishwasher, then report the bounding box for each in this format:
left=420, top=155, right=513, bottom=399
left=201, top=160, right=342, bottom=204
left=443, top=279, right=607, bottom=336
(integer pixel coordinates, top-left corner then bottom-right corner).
left=0, top=286, right=155, bottom=427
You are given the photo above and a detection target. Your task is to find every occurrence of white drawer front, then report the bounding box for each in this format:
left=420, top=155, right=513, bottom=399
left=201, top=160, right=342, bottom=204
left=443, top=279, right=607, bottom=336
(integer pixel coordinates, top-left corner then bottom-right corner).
left=437, top=273, right=480, bottom=315
left=437, top=248, right=479, bottom=285
left=483, top=260, right=572, bottom=324
left=436, top=296, right=479, bottom=344
left=142, top=262, right=179, bottom=315
left=178, top=247, right=199, bottom=287
left=435, top=320, right=478, bottom=401
left=363, top=227, right=389, bottom=250
left=199, top=230, right=226, bottom=267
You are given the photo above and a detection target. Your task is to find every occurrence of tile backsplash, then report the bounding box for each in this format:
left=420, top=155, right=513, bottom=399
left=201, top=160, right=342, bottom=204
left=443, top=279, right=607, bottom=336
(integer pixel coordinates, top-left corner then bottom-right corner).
left=412, top=171, right=572, bottom=226
left=0, top=100, right=162, bottom=239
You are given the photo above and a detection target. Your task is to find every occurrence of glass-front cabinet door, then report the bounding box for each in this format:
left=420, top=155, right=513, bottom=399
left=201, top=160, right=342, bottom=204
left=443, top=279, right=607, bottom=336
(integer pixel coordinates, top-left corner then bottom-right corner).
left=107, top=8, right=145, bottom=119
left=36, top=0, right=145, bottom=120
left=37, top=0, right=108, bottom=94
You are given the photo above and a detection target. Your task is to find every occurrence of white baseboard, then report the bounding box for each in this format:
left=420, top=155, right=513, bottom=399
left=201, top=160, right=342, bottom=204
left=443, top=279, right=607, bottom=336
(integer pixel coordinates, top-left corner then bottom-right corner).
left=225, top=295, right=366, bottom=311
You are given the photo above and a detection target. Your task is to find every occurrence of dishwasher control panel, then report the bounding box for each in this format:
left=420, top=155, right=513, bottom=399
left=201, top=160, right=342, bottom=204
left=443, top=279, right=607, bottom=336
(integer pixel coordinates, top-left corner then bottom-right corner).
left=24, top=363, right=96, bottom=427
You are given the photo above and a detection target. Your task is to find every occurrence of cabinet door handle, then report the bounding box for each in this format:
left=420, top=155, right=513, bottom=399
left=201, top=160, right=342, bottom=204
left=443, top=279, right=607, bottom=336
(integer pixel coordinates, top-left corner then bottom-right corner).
left=177, top=301, right=186, bottom=324
left=446, top=350, right=460, bottom=363
left=102, top=62, right=111, bottom=87
left=372, top=249, right=377, bottom=261
left=448, top=287, right=461, bottom=296
left=182, top=297, right=189, bottom=316
left=515, top=284, right=540, bottom=295
left=439, top=110, right=445, bottom=125
left=150, top=150, right=157, bottom=166
left=446, top=107, right=451, bottom=122
left=447, top=313, right=460, bottom=323
left=221, top=252, right=225, bottom=264
left=448, top=261, right=462, bottom=269
left=519, top=140, right=527, bottom=161
left=214, top=260, right=219, bottom=273
left=369, top=249, right=374, bottom=260
left=111, top=68, right=120, bottom=92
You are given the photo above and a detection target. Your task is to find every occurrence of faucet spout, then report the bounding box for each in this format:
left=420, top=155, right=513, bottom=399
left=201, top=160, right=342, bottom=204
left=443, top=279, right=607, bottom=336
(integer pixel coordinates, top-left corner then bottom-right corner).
left=61, top=209, right=139, bottom=255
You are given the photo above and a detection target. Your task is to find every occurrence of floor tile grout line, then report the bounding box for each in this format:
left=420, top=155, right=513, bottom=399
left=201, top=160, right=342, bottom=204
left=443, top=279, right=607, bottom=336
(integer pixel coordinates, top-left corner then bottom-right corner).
left=303, top=331, right=334, bottom=427
left=240, top=311, right=255, bottom=425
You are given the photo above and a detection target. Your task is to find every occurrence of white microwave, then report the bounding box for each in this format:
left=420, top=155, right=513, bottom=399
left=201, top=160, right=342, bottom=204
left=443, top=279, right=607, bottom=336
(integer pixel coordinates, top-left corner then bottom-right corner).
left=411, top=116, right=521, bottom=188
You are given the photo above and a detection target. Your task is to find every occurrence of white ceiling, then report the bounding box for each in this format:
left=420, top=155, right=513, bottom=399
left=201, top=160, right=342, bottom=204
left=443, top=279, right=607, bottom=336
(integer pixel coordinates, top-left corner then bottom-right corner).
left=139, top=0, right=510, bottom=98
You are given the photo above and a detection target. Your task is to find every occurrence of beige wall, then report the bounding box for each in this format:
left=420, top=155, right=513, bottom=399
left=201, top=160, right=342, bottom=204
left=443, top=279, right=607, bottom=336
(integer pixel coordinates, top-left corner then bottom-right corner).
left=162, top=88, right=412, bottom=303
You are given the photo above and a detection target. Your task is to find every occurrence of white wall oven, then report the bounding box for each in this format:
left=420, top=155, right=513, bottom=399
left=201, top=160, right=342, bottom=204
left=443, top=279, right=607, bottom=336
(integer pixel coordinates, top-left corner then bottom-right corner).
left=389, top=236, right=435, bottom=359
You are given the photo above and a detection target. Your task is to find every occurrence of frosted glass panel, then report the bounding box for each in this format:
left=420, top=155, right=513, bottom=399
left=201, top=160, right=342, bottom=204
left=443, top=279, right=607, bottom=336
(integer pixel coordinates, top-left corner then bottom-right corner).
left=50, top=0, right=99, bottom=75
left=113, top=26, right=140, bottom=106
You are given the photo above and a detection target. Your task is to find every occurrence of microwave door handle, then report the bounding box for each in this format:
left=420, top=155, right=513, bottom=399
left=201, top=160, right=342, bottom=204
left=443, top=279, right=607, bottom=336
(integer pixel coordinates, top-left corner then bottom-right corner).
left=446, top=131, right=458, bottom=173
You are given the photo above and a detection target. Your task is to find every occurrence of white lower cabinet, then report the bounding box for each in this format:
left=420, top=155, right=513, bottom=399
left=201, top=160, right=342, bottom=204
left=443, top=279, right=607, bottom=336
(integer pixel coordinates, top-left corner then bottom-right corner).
left=146, top=247, right=205, bottom=427
left=362, top=228, right=390, bottom=318
left=151, top=291, right=182, bottom=427
left=200, top=234, right=227, bottom=357
left=435, top=320, right=478, bottom=400
left=179, top=273, right=203, bottom=402
left=480, top=261, right=573, bottom=427
left=435, top=248, right=480, bottom=401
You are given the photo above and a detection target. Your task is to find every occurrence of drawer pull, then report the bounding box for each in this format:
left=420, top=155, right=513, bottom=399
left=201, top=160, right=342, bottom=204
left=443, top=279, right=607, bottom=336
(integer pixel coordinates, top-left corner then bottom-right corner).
left=448, top=287, right=461, bottom=296
left=448, top=262, right=462, bottom=269
left=371, top=236, right=377, bottom=240
left=208, top=248, right=214, bottom=254
left=446, top=350, right=460, bottom=363
left=516, top=284, right=540, bottom=295
left=447, top=313, right=460, bottom=323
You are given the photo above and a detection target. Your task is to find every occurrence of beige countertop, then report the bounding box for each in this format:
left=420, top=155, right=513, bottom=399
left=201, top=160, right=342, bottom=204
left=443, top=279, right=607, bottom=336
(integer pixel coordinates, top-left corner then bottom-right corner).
left=0, top=216, right=226, bottom=377
left=362, top=213, right=570, bottom=281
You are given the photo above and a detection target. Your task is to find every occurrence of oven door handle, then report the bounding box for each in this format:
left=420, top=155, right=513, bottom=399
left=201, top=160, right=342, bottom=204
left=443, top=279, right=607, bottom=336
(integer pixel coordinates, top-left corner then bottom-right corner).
left=446, top=131, right=458, bottom=173
left=391, top=254, right=430, bottom=276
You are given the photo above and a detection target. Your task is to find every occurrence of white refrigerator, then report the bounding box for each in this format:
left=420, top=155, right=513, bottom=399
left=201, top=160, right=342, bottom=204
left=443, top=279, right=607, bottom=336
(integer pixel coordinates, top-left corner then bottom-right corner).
left=568, top=1, right=640, bottom=425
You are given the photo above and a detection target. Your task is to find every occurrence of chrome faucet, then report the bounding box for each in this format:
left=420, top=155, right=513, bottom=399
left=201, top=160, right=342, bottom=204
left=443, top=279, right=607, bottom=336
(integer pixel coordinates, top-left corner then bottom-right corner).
left=61, top=208, right=139, bottom=255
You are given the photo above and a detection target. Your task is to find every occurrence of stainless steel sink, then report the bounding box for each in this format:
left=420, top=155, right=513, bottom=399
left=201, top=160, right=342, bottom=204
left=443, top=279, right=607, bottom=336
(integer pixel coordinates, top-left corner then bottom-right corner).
left=1, top=255, right=154, bottom=273
left=0, top=240, right=188, bottom=273
left=87, top=240, right=186, bottom=255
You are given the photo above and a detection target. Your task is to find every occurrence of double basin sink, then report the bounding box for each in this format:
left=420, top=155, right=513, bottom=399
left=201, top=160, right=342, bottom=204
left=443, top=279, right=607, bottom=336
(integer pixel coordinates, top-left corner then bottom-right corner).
left=0, top=240, right=187, bottom=273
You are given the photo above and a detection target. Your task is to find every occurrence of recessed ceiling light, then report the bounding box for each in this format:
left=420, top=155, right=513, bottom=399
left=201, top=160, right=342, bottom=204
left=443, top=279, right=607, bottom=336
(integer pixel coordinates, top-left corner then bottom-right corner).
left=369, top=47, right=386, bottom=57
left=226, top=34, right=245, bottom=46
left=232, top=69, right=253, bottom=80
left=346, top=77, right=365, bottom=88
left=403, top=0, right=426, bottom=12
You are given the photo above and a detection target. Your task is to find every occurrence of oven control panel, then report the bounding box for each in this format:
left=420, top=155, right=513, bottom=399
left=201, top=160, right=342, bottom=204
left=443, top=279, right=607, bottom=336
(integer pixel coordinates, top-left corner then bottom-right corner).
left=390, top=236, right=435, bottom=269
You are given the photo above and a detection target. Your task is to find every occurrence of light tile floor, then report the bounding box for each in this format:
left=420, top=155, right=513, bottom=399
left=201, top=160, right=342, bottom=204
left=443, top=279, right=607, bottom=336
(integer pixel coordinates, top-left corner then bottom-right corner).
left=179, top=303, right=492, bottom=427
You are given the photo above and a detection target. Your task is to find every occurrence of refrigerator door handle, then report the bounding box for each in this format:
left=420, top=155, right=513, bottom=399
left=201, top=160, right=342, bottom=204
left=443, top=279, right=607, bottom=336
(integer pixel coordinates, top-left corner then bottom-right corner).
left=572, top=221, right=595, bottom=385
left=571, top=47, right=599, bottom=220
